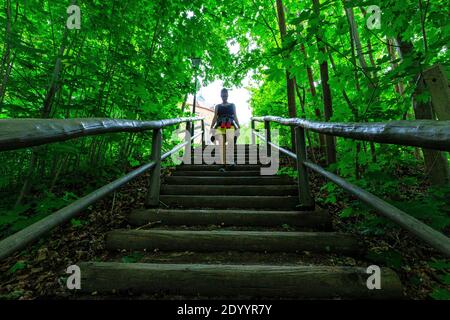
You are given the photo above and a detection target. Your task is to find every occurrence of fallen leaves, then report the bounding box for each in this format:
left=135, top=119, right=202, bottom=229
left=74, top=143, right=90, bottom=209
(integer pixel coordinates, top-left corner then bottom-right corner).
left=0, top=171, right=151, bottom=300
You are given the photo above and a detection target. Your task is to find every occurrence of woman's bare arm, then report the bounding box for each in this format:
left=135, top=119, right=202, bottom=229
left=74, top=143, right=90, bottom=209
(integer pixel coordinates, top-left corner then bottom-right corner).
left=211, top=105, right=218, bottom=128
left=233, top=104, right=240, bottom=128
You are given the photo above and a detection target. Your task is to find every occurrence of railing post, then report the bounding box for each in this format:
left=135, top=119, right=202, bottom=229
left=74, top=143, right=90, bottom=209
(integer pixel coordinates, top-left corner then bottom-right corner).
left=190, top=119, right=195, bottom=138
left=184, top=121, right=192, bottom=163
left=264, top=120, right=271, bottom=157
left=201, top=119, right=205, bottom=150
left=295, top=126, right=314, bottom=209
left=145, top=128, right=162, bottom=208
left=251, top=120, right=255, bottom=145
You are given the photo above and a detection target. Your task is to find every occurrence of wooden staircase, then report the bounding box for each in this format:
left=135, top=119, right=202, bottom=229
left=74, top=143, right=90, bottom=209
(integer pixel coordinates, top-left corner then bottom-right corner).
left=78, top=145, right=403, bottom=299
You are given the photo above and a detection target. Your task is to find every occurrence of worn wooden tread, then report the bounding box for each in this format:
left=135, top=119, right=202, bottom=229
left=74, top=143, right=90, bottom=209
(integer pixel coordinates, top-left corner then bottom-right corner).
left=178, top=164, right=263, bottom=171
left=171, top=170, right=262, bottom=176
left=193, top=145, right=262, bottom=151
left=128, top=208, right=331, bottom=228
left=160, top=184, right=298, bottom=196
left=106, top=229, right=362, bottom=254
left=159, top=195, right=300, bottom=210
left=78, top=262, right=403, bottom=299
left=108, top=250, right=355, bottom=265
left=164, top=176, right=294, bottom=185
left=184, top=160, right=262, bottom=166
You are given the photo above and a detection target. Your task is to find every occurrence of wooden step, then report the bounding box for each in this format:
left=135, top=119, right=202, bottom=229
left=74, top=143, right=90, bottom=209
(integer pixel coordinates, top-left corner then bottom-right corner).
left=192, top=152, right=263, bottom=156
left=190, top=155, right=261, bottom=160
left=185, top=160, right=262, bottom=166
left=160, top=195, right=300, bottom=210
left=161, top=184, right=297, bottom=196
left=185, top=160, right=260, bottom=165
left=108, top=250, right=345, bottom=265
left=193, top=151, right=261, bottom=156
left=128, top=208, right=331, bottom=229
left=164, top=176, right=293, bottom=185
left=178, top=164, right=263, bottom=171
left=106, top=230, right=362, bottom=254
left=171, top=170, right=262, bottom=177
left=194, top=145, right=261, bottom=151
left=189, top=152, right=267, bottom=158
left=78, top=262, right=403, bottom=299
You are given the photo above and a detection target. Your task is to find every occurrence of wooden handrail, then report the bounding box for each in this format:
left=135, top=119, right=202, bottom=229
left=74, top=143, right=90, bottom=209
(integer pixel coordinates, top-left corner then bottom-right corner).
left=252, top=116, right=450, bottom=257
left=0, top=117, right=203, bottom=151
left=0, top=117, right=204, bottom=260
left=252, top=116, right=450, bottom=151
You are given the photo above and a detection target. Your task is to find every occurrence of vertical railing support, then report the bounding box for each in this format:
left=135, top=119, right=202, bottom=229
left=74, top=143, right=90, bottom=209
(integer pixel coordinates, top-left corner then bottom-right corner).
left=264, top=120, right=271, bottom=157
left=190, top=118, right=195, bottom=138
left=295, top=126, right=314, bottom=209
left=251, top=120, right=255, bottom=145
left=184, top=121, right=192, bottom=164
left=145, top=128, right=162, bottom=208
left=201, top=119, right=205, bottom=151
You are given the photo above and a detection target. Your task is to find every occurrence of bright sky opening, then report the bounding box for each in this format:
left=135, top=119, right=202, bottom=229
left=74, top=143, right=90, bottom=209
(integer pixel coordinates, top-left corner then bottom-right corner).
left=187, top=41, right=254, bottom=125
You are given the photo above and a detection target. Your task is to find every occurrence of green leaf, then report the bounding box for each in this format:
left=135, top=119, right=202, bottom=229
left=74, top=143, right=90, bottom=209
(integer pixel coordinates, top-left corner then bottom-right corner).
left=440, top=274, right=450, bottom=285
left=290, top=10, right=311, bottom=24
left=8, top=261, right=27, bottom=274
left=366, top=249, right=404, bottom=269
left=0, top=290, right=24, bottom=300
left=430, top=288, right=450, bottom=300
left=429, top=260, right=450, bottom=270
left=70, top=219, right=83, bottom=228
left=340, top=207, right=354, bottom=218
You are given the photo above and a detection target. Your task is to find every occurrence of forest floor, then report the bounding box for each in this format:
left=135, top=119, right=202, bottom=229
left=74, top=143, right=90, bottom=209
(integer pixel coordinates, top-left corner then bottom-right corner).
left=0, top=153, right=448, bottom=300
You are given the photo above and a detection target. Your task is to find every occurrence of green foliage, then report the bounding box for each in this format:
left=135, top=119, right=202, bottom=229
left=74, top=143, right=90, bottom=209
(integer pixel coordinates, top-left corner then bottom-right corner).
left=0, top=2, right=448, bottom=301
left=320, top=183, right=338, bottom=205
left=366, top=249, right=404, bottom=270
left=388, top=184, right=450, bottom=231
left=277, top=167, right=298, bottom=179
left=429, top=260, right=450, bottom=270
left=0, top=290, right=24, bottom=300
left=428, top=259, right=450, bottom=300
left=121, top=252, right=144, bottom=263
left=430, top=288, right=450, bottom=300
left=0, top=0, right=255, bottom=236
left=0, top=0, right=444, bottom=229
left=8, top=261, right=27, bottom=274
left=70, top=218, right=89, bottom=228
left=0, top=191, right=79, bottom=237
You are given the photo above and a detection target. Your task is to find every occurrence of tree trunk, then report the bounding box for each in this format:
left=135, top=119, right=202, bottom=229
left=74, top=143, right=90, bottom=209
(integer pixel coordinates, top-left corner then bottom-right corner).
left=318, top=59, right=337, bottom=165
left=42, top=34, right=67, bottom=118
left=294, top=81, right=317, bottom=163
left=329, top=50, right=362, bottom=174
left=345, top=6, right=368, bottom=71
left=15, top=151, right=38, bottom=207
left=355, top=142, right=362, bottom=179
left=346, top=5, right=378, bottom=163
left=346, top=6, right=379, bottom=89
left=181, top=93, right=188, bottom=114
left=0, top=0, right=13, bottom=107
left=41, top=0, right=78, bottom=118
left=387, top=39, right=405, bottom=97
left=313, top=0, right=336, bottom=165
left=50, top=155, right=69, bottom=191
left=275, top=0, right=297, bottom=147
left=396, top=38, right=449, bottom=186
left=414, top=76, right=449, bottom=185
left=301, top=43, right=326, bottom=151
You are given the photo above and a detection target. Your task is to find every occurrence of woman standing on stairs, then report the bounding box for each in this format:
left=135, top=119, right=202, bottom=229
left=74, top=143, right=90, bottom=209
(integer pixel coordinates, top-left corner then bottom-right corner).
left=211, top=88, right=240, bottom=171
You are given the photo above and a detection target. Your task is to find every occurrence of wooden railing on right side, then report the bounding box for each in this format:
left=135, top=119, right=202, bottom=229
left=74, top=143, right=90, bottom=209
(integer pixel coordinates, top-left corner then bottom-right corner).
left=251, top=116, right=450, bottom=257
